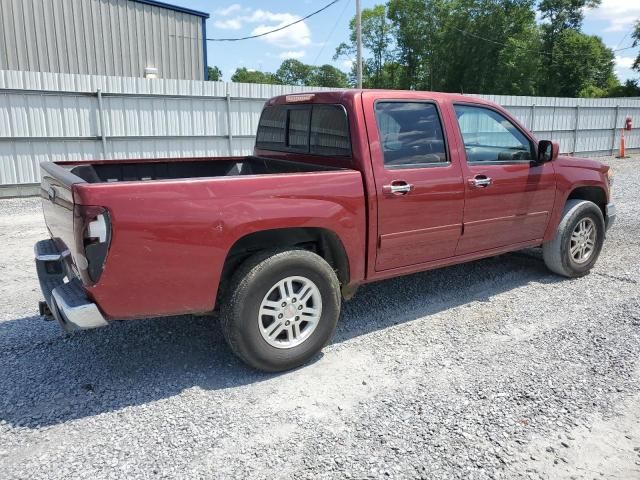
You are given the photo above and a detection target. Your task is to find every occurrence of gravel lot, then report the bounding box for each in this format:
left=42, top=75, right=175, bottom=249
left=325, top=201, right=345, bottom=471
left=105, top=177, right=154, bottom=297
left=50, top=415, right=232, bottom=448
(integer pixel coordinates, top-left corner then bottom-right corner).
left=1, top=155, right=639, bottom=480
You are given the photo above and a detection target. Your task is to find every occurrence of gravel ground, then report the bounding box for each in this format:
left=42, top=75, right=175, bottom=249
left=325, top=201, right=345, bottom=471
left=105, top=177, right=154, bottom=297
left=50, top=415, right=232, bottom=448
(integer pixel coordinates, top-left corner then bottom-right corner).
left=1, top=155, right=640, bottom=479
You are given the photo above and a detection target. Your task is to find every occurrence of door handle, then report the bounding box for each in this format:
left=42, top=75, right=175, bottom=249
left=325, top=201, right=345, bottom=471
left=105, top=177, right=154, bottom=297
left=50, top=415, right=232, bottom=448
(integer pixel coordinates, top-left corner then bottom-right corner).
left=468, top=175, right=492, bottom=188
left=383, top=182, right=414, bottom=196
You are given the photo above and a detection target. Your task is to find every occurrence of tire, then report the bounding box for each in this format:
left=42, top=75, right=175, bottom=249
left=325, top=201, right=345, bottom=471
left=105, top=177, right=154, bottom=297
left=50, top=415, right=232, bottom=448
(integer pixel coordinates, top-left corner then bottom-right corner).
left=220, top=249, right=341, bottom=372
left=542, top=199, right=605, bottom=278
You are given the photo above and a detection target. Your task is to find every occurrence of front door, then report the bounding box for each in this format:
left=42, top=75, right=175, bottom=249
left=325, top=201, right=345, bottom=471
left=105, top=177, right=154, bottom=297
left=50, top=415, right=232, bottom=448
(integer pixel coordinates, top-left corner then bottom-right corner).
left=451, top=104, right=556, bottom=255
left=362, top=94, right=466, bottom=271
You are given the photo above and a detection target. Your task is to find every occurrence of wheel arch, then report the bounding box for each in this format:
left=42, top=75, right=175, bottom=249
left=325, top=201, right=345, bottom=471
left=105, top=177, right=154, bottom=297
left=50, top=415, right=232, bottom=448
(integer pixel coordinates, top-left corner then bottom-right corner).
left=217, top=227, right=351, bottom=305
left=566, top=186, right=606, bottom=218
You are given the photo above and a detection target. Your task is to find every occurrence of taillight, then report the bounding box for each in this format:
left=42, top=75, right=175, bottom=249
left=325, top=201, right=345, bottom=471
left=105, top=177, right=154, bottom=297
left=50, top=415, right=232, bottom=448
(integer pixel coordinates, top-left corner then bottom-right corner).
left=73, top=205, right=111, bottom=284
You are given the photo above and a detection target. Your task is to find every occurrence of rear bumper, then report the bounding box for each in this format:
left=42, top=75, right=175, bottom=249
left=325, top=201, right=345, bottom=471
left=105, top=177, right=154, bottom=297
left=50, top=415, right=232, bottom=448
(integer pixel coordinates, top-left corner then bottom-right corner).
left=35, top=239, right=109, bottom=332
left=606, top=202, right=616, bottom=231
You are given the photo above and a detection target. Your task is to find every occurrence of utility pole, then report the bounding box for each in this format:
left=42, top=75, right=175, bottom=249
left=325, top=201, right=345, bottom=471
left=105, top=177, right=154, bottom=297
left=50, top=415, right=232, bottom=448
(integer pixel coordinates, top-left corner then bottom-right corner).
left=356, top=0, right=363, bottom=89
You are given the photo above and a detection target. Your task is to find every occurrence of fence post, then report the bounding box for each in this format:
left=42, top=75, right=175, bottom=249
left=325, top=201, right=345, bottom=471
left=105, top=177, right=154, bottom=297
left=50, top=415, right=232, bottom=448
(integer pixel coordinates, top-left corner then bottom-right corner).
left=550, top=101, right=556, bottom=145
left=96, top=88, right=108, bottom=158
left=225, top=83, right=234, bottom=155
left=573, top=105, right=580, bottom=155
left=530, top=104, right=536, bottom=132
left=611, top=105, right=620, bottom=156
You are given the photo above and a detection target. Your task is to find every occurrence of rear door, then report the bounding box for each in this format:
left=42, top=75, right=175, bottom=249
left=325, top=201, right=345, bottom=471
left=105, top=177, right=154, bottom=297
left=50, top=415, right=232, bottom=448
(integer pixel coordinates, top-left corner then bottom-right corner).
left=362, top=92, right=465, bottom=271
left=451, top=103, right=556, bottom=255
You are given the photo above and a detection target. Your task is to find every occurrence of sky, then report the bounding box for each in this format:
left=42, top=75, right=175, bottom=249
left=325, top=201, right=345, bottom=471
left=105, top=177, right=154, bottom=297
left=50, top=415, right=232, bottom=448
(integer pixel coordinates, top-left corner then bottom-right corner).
left=178, top=0, right=640, bottom=83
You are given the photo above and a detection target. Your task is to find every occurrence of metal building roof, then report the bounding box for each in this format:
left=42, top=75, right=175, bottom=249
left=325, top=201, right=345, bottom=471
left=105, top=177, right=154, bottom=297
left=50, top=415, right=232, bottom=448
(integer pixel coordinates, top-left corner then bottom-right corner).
left=131, top=0, right=210, bottom=18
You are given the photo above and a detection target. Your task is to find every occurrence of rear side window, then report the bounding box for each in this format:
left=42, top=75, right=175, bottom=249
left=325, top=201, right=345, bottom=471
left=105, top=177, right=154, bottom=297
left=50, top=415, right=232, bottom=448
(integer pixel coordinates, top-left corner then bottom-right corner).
left=255, top=107, right=287, bottom=149
left=375, top=102, right=447, bottom=168
left=256, top=104, right=351, bottom=156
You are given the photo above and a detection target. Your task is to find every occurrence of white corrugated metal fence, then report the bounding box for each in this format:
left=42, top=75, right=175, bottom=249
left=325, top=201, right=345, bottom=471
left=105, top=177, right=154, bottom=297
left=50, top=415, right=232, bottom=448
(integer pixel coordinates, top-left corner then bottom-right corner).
left=1, top=70, right=639, bottom=196
left=475, top=94, right=640, bottom=156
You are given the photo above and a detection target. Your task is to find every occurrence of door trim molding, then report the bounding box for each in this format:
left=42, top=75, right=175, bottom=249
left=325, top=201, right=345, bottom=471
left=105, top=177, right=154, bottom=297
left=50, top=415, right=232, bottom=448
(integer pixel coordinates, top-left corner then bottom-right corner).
left=463, top=211, right=549, bottom=229
left=370, top=238, right=542, bottom=280
left=379, top=223, right=461, bottom=249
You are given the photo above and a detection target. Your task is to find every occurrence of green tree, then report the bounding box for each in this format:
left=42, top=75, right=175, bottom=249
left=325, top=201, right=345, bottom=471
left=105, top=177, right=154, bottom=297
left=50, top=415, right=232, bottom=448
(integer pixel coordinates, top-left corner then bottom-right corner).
left=230, top=67, right=280, bottom=84
left=633, top=20, right=640, bottom=72
left=538, top=0, right=601, bottom=35
left=334, top=4, right=395, bottom=88
left=537, top=0, right=602, bottom=95
left=275, top=59, right=314, bottom=86
left=607, top=79, right=640, bottom=97
left=309, top=64, right=349, bottom=88
left=207, top=66, right=223, bottom=81
left=387, top=0, right=442, bottom=90
left=231, top=61, right=349, bottom=88
left=547, top=30, right=617, bottom=97
left=229, top=0, right=627, bottom=97
left=433, top=0, right=540, bottom=94
left=494, top=25, right=543, bottom=95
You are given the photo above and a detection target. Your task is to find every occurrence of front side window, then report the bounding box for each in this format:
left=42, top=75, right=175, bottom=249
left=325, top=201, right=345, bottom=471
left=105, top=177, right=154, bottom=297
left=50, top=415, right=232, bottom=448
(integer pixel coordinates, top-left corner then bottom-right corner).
left=454, top=105, right=533, bottom=163
left=375, top=102, right=447, bottom=168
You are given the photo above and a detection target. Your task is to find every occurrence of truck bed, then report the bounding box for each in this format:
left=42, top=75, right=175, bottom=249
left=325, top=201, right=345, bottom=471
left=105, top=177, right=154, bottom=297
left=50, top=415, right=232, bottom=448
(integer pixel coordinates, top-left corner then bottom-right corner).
left=65, top=156, right=338, bottom=184
left=39, top=154, right=366, bottom=320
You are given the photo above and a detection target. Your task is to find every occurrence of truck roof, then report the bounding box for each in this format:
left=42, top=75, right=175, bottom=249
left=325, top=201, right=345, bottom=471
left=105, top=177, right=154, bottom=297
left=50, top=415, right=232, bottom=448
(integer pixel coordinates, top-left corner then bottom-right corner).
left=266, top=89, right=496, bottom=108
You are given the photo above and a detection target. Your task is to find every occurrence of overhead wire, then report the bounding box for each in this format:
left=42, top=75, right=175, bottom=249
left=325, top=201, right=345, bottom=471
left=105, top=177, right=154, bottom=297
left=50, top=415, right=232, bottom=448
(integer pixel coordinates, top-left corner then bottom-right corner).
left=450, top=26, right=637, bottom=59
left=207, top=0, right=340, bottom=42
left=312, top=0, right=352, bottom=66
left=614, top=26, right=634, bottom=50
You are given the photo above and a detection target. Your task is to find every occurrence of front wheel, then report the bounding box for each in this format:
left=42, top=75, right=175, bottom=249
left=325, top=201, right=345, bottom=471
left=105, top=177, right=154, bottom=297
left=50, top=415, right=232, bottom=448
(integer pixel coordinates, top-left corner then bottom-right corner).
left=542, top=199, right=605, bottom=278
left=220, top=249, right=341, bottom=372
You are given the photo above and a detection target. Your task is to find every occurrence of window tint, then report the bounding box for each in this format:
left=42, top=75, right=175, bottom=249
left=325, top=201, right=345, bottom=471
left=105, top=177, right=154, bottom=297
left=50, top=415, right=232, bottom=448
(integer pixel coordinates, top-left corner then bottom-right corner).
left=256, top=106, right=286, bottom=149
left=288, top=108, right=311, bottom=150
left=375, top=102, right=447, bottom=167
left=454, top=105, right=533, bottom=163
left=256, top=104, right=350, bottom=156
left=310, top=105, right=351, bottom=156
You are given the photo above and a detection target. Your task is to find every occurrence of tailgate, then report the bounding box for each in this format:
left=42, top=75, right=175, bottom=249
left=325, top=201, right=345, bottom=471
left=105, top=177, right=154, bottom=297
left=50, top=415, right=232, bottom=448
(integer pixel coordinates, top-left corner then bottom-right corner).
left=40, top=162, right=82, bottom=258
left=40, top=162, right=112, bottom=286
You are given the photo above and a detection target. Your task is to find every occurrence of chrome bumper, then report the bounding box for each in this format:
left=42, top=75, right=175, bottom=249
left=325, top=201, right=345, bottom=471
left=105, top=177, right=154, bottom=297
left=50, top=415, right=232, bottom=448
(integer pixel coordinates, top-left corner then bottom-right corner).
left=605, top=202, right=616, bottom=231
left=35, top=239, right=109, bottom=332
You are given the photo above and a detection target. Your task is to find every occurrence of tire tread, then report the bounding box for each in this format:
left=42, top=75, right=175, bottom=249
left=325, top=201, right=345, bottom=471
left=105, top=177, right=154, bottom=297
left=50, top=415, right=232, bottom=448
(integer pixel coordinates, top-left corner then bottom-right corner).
left=220, top=248, right=340, bottom=371
left=542, top=199, right=604, bottom=278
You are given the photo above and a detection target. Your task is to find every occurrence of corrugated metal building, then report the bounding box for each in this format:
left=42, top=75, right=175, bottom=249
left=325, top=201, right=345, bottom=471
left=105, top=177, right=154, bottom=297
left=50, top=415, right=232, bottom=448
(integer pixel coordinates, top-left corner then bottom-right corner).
left=0, top=0, right=209, bottom=80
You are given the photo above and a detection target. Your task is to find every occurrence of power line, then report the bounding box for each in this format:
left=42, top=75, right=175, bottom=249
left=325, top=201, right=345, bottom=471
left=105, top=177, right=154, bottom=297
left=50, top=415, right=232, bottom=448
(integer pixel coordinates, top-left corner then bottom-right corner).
left=207, top=1, right=340, bottom=42
left=312, top=0, right=352, bottom=66
left=614, top=26, right=634, bottom=50
left=451, top=26, right=637, bottom=59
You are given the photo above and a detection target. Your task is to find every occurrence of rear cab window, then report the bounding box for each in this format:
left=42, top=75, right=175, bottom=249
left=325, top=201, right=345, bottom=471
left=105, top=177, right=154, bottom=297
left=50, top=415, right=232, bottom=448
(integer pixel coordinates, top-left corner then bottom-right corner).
left=256, top=104, right=351, bottom=157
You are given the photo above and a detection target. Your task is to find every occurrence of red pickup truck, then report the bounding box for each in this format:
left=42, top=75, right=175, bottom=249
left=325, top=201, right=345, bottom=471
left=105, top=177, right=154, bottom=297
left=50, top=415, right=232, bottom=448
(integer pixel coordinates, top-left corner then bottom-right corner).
left=36, top=90, right=615, bottom=371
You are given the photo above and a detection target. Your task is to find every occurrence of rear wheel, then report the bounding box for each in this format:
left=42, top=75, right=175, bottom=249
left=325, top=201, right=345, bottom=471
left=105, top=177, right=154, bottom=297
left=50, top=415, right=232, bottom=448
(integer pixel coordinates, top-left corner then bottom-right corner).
left=220, top=249, right=341, bottom=372
left=542, top=199, right=605, bottom=278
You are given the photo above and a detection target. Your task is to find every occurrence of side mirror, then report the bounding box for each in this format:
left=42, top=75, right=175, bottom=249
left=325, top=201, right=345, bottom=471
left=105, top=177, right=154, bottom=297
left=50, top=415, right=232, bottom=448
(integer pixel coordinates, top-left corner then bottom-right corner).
left=537, top=140, right=559, bottom=163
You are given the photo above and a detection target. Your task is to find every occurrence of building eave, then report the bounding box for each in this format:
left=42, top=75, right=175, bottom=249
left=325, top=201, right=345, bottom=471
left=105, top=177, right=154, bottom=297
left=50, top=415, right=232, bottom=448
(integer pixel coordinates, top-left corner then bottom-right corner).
left=130, top=0, right=209, bottom=18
